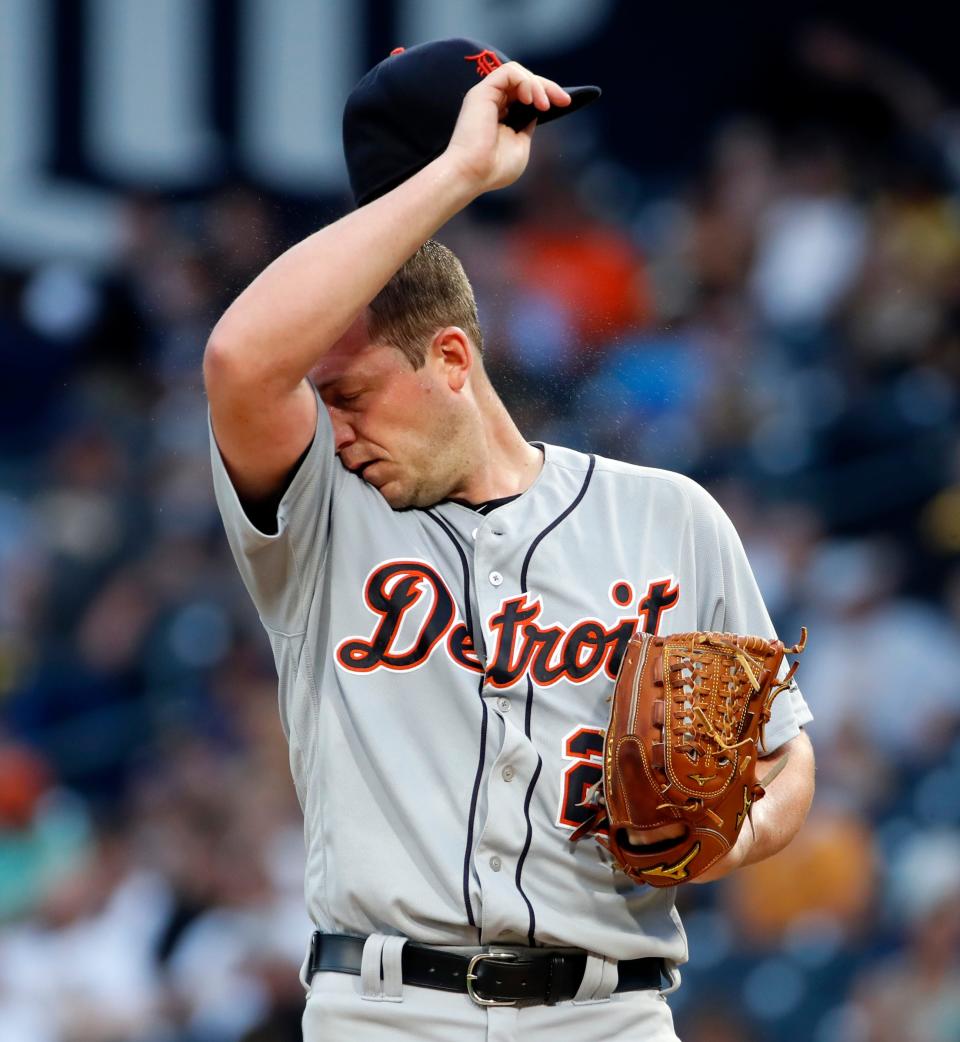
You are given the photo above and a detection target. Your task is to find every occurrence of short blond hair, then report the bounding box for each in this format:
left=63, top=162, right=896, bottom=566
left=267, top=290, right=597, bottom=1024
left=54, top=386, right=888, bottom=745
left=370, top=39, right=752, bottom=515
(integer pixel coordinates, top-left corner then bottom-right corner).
left=367, top=240, right=483, bottom=369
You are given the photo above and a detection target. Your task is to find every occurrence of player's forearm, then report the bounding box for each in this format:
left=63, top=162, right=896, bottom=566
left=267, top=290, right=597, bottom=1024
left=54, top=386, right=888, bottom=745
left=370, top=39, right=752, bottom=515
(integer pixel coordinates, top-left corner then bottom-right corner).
left=206, top=153, right=478, bottom=386
left=690, top=730, right=815, bottom=884
left=740, top=730, right=815, bottom=867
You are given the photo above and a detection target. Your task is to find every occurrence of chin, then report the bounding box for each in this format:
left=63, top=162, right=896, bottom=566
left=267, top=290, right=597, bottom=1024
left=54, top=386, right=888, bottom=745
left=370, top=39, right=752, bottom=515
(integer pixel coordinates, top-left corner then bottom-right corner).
left=377, top=487, right=409, bottom=509
left=378, top=477, right=447, bottom=511
left=372, top=478, right=414, bottom=510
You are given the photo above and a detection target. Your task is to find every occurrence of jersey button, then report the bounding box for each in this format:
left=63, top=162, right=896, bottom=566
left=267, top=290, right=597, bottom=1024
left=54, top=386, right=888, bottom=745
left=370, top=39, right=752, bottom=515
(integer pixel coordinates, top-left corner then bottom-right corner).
left=496, top=697, right=511, bottom=713
left=471, top=528, right=478, bottom=540
left=501, top=765, right=515, bottom=782
left=489, top=571, right=503, bottom=587
left=489, top=856, right=502, bottom=872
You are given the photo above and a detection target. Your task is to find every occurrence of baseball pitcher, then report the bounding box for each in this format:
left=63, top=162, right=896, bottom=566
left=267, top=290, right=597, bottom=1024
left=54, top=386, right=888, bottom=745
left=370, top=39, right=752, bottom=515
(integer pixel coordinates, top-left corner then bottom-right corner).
left=204, top=38, right=815, bottom=1042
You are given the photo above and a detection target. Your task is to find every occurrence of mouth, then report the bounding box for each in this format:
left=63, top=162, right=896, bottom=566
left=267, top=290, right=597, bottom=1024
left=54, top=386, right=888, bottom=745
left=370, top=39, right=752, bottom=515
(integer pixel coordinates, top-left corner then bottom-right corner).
left=348, top=460, right=376, bottom=479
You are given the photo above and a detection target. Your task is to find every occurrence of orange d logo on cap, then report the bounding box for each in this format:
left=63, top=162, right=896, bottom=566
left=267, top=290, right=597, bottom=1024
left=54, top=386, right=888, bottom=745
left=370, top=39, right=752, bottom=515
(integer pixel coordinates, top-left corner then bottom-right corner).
left=464, top=50, right=502, bottom=77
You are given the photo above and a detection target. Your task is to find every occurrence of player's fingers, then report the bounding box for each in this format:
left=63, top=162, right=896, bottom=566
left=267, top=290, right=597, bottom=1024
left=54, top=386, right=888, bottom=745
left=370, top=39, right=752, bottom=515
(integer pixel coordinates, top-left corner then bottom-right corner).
left=624, top=823, right=686, bottom=846
left=484, top=61, right=566, bottom=112
left=500, top=62, right=539, bottom=105
left=501, top=63, right=544, bottom=110
left=539, top=77, right=572, bottom=108
left=517, top=72, right=570, bottom=113
left=501, top=63, right=570, bottom=107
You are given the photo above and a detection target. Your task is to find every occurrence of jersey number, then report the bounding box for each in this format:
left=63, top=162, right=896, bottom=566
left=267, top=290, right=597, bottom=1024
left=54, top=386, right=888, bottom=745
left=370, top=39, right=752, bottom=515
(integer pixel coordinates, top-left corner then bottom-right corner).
left=557, top=727, right=608, bottom=835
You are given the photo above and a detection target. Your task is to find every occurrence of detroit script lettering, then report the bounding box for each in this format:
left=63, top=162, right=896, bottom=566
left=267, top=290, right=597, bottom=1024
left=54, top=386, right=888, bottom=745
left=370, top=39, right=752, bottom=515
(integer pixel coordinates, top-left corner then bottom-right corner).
left=336, top=560, right=679, bottom=685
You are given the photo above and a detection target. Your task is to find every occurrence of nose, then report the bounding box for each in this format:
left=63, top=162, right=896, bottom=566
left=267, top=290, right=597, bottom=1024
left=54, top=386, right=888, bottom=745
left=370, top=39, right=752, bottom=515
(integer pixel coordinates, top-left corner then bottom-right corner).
left=326, top=406, right=356, bottom=453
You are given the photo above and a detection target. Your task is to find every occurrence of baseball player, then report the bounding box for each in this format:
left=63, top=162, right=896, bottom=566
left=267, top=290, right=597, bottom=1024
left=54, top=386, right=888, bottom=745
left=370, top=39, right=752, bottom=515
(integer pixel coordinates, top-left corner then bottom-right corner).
left=204, top=40, right=815, bottom=1042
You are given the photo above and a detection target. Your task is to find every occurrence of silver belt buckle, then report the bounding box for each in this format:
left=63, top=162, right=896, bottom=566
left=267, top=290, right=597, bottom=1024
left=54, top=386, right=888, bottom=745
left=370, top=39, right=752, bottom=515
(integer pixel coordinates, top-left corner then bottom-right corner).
left=465, top=951, right=519, bottom=1007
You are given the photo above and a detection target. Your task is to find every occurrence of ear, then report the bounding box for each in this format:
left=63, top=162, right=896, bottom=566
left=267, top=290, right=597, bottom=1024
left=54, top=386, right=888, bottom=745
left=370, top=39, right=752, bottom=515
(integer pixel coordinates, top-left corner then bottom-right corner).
left=429, top=326, right=474, bottom=392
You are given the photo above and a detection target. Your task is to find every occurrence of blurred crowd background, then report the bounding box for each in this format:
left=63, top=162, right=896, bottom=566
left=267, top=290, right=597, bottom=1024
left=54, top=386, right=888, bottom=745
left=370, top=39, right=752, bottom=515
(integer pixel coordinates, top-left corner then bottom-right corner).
left=2, top=3, right=960, bottom=1041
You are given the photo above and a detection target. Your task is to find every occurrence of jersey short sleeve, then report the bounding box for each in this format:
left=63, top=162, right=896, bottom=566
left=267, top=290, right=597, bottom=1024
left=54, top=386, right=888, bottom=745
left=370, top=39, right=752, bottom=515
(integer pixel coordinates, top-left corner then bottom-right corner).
left=689, top=482, right=813, bottom=755
left=209, top=385, right=335, bottom=635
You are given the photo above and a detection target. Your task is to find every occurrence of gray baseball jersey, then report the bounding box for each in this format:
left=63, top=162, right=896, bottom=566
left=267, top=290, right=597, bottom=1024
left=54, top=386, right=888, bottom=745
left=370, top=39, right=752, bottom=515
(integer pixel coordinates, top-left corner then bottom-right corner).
left=210, top=389, right=812, bottom=964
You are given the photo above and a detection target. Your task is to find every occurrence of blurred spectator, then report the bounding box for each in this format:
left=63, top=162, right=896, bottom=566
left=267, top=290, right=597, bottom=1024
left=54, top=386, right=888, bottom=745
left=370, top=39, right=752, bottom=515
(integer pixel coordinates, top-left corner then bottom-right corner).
left=799, top=537, right=960, bottom=769
left=849, top=831, right=960, bottom=1042
left=678, top=1002, right=763, bottom=1042
left=723, top=804, right=878, bottom=946
left=504, top=146, right=655, bottom=368
left=750, top=139, right=868, bottom=342
left=0, top=742, right=91, bottom=921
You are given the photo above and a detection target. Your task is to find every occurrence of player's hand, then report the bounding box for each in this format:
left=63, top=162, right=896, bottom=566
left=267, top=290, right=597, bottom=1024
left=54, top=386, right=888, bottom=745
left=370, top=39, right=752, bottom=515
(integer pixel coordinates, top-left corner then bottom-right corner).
left=688, top=818, right=753, bottom=884
left=443, top=62, right=570, bottom=196
left=621, top=818, right=751, bottom=884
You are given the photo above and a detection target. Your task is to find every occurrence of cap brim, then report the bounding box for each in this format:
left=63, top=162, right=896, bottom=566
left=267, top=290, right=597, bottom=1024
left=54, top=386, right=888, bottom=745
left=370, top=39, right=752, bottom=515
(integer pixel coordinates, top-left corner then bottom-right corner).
left=502, top=85, right=601, bottom=132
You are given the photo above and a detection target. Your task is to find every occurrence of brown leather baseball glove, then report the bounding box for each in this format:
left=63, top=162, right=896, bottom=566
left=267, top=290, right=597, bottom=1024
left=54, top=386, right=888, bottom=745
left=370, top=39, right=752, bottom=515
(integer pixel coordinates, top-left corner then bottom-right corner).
left=571, top=628, right=807, bottom=887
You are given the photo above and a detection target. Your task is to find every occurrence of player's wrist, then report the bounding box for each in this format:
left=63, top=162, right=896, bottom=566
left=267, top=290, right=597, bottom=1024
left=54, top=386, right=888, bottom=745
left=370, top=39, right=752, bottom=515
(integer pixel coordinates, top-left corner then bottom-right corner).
left=689, top=827, right=752, bottom=884
left=430, top=148, right=490, bottom=204
left=366, top=152, right=481, bottom=233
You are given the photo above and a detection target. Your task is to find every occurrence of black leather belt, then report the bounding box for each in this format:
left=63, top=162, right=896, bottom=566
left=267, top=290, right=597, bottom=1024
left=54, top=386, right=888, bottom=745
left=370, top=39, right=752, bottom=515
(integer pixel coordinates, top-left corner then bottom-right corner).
left=307, top=932, right=664, bottom=1007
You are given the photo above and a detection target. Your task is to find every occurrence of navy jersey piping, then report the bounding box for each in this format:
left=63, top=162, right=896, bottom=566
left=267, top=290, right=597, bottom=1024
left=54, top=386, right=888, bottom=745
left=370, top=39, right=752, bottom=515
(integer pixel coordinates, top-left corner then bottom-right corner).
left=425, top=509, right=485, bottom=937
left=424, top=510, right=475, bottom=635
left=516, top=747, right=544, bottom=946
left=514, top=454, right=597, bottom=945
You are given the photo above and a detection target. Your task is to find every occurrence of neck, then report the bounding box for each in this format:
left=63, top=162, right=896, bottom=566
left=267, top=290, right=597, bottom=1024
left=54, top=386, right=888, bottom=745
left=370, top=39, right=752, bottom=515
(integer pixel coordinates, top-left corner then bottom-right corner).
left=448, top=387, right=543, bottom=504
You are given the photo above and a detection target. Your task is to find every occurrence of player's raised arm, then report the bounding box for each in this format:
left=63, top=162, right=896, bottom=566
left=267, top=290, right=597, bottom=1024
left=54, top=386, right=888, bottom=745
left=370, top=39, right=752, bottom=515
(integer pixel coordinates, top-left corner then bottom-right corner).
left=203, top=55, right=573, bottom=504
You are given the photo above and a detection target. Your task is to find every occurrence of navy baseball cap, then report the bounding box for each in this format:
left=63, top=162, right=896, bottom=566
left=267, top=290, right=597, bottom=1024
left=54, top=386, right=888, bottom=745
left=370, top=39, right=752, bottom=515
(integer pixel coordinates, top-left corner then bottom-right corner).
left=343, top=38, right=601, bottom=206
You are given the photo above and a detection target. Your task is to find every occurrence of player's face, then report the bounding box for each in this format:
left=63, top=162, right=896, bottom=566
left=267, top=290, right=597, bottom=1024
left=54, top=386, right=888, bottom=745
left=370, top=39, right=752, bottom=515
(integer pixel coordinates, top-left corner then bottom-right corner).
left=312, top=318, right=475, bottom=509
